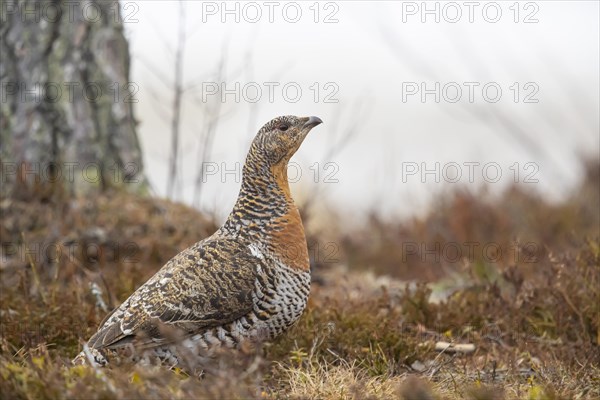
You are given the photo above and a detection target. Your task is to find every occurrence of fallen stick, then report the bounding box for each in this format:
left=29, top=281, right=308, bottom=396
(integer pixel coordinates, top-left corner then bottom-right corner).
left=434, top=341, right=476, bottom=354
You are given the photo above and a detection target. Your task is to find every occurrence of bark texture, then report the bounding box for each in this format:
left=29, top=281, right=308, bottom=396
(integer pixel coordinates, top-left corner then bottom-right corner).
left=1, top=0, right=147, bottom=196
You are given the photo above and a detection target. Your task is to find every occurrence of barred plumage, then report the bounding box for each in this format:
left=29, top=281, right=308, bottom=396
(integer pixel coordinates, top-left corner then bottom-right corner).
left=73, top=115, right=323, bottom=366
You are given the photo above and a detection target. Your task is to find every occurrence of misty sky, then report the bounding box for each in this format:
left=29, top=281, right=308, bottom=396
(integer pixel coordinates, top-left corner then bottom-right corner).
left=124, top=1, right=599, bottom=223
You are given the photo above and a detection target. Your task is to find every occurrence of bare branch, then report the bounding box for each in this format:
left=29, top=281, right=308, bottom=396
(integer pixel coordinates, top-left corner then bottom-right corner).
left=193, top=39, right=230, bottom=207
left=166, top=0, right=187, bottom=199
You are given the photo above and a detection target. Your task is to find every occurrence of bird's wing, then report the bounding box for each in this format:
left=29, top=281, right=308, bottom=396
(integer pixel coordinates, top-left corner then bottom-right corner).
left=87, top=238, right=260, bottom=351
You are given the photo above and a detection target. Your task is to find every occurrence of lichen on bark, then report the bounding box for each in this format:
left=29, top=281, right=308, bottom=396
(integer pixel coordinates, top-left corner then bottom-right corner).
left=1, top=0, right=148, bottom=198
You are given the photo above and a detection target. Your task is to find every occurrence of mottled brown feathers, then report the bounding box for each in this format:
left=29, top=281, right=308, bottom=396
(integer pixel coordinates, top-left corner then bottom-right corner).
left=74, top=115, right=322, bottom=366
left=86, top=239, right=259, bottom=350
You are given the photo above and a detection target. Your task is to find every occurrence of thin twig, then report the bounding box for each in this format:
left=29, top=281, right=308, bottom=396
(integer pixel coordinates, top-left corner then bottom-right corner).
left=167, top=0, right=187, bottom=200
left=20, top=232, right=47, bottom=304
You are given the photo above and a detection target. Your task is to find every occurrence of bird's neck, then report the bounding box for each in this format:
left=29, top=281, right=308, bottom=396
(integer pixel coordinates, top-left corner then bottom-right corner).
left=223, top=160, right=295, bottom=234
left=220, top=158, right=310, bottom=272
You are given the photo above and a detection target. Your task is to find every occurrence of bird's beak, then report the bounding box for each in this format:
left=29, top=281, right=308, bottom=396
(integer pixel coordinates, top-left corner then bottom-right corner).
left=303, top=116, right=323, bottom=129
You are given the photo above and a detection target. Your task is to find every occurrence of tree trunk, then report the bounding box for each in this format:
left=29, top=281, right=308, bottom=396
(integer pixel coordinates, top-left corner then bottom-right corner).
left=1, top=0, right=148, bottom=198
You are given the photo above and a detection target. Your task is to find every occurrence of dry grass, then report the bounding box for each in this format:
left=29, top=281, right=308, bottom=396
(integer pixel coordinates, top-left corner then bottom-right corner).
left=1, top=160, right=598, bottom=399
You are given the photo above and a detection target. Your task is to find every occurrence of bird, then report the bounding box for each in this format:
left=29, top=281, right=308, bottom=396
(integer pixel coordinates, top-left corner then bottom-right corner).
left=73, top=115, right=323, bottom=366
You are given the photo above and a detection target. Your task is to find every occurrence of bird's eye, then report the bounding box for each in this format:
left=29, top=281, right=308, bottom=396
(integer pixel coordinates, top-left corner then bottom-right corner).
left=278, top=124, right=289, bottom=131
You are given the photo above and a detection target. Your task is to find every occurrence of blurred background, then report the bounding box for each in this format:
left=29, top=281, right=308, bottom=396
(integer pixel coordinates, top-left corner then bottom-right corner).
left=125, top=1, right=599, bottom=222
left=2, top=0, right=598, bottom=278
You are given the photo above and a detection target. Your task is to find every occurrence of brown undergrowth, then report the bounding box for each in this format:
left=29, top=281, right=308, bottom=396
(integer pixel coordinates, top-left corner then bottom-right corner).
left=1, top=160, right=598, bottom=399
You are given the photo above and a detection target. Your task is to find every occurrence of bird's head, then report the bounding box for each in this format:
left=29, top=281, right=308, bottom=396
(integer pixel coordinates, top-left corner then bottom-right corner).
left=251, top=115, right=323, bottom=167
